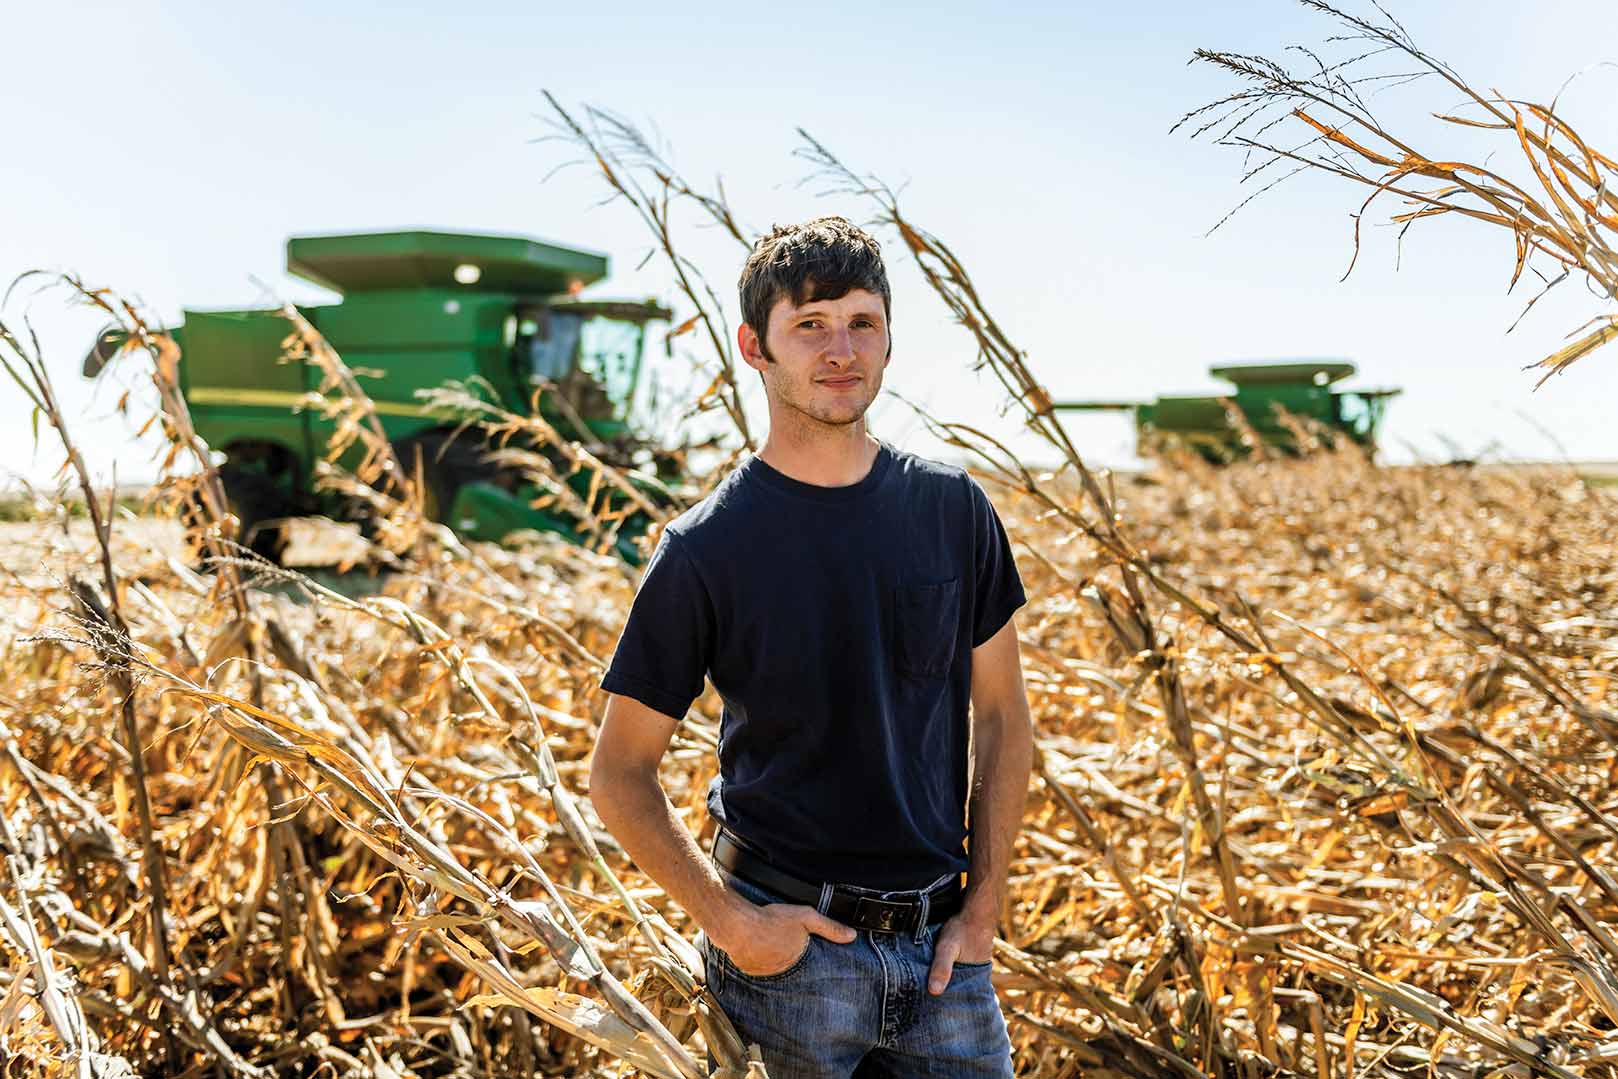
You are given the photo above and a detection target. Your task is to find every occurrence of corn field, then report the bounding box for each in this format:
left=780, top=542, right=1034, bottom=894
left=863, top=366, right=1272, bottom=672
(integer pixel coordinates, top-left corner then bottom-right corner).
left=4, top=408, right=1617, bottom=1077
left=5, top=4, right=1618, bottom=1076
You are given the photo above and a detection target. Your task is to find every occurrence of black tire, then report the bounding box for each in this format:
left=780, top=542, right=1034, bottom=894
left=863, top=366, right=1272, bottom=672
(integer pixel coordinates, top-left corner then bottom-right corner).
left=217, top=464, right=292, bottom=564
left=391, top=431, right=499, bottom=524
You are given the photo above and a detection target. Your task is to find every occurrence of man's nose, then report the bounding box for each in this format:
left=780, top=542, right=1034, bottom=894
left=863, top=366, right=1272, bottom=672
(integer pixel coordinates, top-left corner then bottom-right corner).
left=825, top=326, right=855, bottom=362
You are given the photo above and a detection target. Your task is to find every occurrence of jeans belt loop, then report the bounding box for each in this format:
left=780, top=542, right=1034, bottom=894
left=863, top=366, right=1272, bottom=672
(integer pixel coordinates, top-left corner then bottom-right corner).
left=914, top=890, right=930, bottom=944
left=817, top=881, right=834, bottom=917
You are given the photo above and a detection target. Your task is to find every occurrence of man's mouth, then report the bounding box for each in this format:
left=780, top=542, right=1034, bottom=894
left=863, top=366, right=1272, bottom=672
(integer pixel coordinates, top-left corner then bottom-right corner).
left=818, top=376, right=861, bottom=387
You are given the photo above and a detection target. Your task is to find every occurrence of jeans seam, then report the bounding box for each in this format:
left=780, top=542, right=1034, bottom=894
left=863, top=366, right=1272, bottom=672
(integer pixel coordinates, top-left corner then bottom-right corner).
left=871, top=932, right=897, bottom=1048
left=701, top=933, right=725, bottom=994
left=898, top=933, right=919, bottom=1041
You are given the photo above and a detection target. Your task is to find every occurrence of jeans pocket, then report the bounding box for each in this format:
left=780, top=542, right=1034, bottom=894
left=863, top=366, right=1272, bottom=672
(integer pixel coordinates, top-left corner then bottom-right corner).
left=894, top=578, right=960, bottom=678
left=717, top=934, right=814, bottom=984
left=924, top=921, right=992, bottom=970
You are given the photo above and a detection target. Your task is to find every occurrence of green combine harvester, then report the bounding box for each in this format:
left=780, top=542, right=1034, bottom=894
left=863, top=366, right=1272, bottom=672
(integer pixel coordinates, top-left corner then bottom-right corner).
left=89, top=230, right=677, bottom=562
left=1052, top=361, right=1400, bottom=461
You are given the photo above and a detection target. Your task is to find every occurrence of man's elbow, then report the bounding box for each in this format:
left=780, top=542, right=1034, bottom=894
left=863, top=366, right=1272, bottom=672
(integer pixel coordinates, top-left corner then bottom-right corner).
left=975, top=698, right=1034, bottom=742
left=588, top=740, right=659, bottom=833
left=587, top=749, right=614, bottom=805
left=591, top=692, right=680, bottom=835
left=588, top=749, right=632, bottom=827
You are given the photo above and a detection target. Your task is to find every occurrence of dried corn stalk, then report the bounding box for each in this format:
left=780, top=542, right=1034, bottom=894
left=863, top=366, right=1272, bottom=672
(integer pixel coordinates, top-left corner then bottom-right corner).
left=1179, top=0, right=1618, bottom=383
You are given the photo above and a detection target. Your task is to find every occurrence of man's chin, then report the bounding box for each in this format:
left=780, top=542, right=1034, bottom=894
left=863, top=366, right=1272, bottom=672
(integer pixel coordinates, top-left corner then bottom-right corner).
left=814, top=408, right=871, bottom=428
left=785, top=401, right=871, bottom=428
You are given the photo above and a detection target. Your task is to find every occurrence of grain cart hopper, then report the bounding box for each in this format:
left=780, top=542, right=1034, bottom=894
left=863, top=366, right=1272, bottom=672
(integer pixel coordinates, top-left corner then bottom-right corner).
left=89, top=230, right=675, bottom=562
left=1052, top=360, right=1399, bottom=461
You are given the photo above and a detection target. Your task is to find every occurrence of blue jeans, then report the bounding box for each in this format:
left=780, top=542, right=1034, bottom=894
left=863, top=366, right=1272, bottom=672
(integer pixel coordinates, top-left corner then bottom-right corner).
left=701, top=870, right=1013, bottom=1079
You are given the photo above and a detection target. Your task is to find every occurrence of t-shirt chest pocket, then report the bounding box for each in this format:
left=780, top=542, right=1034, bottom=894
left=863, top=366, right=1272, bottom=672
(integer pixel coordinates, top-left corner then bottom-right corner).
left=892, top=578, right=961, bottom=678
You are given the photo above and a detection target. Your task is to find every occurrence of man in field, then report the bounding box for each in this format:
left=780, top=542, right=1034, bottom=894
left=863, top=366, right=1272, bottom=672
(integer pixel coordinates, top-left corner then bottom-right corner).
left=590, top=216, right=1033, bottom=1078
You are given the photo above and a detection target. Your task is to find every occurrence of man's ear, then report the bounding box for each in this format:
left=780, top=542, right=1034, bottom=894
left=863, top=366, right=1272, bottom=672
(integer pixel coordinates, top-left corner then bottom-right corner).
left=738, top=322, right=769, bottom=373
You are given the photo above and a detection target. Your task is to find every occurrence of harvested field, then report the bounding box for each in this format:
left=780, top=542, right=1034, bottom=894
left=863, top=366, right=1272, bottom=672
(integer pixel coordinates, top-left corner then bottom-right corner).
left=5, top=3, right=1616, bottom=1068
left=3, top=446, right=1617, bottom=1077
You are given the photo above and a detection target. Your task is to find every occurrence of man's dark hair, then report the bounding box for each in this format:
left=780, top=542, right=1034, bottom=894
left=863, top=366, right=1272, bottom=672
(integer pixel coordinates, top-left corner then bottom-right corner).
left=738, top=216, right=891, bottom=359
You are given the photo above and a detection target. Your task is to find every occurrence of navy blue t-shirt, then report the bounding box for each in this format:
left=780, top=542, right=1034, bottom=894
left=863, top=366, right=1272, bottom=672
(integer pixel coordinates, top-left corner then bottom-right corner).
left=598, top=439, right=1026, bottom=891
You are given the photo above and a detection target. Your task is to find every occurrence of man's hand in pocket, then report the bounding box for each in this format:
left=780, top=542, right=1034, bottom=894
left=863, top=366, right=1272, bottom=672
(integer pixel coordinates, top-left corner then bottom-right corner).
left=713, top=900, right=856, bottom=977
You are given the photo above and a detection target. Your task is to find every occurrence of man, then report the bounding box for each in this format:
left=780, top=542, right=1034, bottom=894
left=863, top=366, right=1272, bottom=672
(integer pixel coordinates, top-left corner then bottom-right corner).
left=590, top=216, right=1033, bottom=1078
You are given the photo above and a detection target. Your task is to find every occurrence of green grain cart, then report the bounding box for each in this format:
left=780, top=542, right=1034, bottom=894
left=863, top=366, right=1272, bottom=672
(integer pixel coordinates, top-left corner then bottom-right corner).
left=1052, top=361, right=1399, bottom=461
left=89, top=230, right=676, bottom=562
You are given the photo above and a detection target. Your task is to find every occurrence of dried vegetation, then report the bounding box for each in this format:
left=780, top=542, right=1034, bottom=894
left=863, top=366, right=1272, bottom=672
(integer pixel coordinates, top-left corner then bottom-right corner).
left=1179, top=1, right=1618, bottom=383
left=3, top=5, right=1618, bottom=1077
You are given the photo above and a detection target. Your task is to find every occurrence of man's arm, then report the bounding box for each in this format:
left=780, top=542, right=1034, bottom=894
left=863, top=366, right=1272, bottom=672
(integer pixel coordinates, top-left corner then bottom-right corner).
left=589, top=692, right=855, bottom=976
left=927, top=613, right=1034, bottom=994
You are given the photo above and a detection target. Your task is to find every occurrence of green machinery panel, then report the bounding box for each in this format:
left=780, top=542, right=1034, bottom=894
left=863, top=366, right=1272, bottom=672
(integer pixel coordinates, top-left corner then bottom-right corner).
left=179, top=309, right=314, bottom=465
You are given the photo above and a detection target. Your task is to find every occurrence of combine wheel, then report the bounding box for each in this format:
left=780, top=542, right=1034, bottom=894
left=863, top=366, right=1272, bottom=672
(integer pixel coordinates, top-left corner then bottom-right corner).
left=391, top=432, right=500, bottom=524
left=215, top=464, right=292, bottom=564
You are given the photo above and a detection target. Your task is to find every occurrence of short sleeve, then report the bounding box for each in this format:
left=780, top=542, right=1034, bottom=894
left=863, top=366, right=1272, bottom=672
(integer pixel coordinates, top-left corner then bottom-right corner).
left=967, top=476, right=1027, bottom=647
left=599, top=531, right=716, bottom=721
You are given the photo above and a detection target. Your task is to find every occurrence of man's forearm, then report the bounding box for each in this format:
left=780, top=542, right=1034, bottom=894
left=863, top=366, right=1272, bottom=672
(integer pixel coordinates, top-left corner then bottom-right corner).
left=961, top=701, right=1034, bottom=925
left=591, top=765, right=744, bottom=941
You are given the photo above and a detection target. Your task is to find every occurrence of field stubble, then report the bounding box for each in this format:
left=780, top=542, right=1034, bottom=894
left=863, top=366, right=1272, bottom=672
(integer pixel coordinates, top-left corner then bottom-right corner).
left=3, top=449, right=1617, bottom=1077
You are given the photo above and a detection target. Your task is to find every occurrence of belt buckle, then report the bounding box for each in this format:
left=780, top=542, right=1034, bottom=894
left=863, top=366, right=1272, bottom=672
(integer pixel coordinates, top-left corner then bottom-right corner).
left=853, top=896, right=915, bottom=934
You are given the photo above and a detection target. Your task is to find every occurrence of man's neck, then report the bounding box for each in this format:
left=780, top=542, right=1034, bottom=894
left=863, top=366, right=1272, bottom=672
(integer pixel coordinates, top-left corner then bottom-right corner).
left=757, top=422, right=881, bottom=488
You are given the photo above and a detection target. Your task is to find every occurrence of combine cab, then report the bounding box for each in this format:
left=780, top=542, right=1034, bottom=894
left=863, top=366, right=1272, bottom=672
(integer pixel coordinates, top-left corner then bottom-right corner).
left=1053, top=360, right=1399, bottom=462
left=93, top=230, right=675, bottom=562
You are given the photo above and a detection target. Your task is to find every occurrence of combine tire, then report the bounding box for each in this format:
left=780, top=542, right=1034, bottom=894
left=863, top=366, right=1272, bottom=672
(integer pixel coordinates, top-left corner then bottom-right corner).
left=392, top=432, right=500, bottom=524
left=216, top=465, right=292, bottom=564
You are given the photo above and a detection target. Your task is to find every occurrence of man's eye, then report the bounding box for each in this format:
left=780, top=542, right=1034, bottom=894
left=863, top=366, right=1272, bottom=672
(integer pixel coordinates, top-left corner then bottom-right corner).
left=798, top=320, right=820, bottom=329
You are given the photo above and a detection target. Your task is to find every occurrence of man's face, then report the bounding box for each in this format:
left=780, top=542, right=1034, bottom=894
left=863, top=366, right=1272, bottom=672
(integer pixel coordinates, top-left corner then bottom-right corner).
left=739, top=287, right=890, bottom=430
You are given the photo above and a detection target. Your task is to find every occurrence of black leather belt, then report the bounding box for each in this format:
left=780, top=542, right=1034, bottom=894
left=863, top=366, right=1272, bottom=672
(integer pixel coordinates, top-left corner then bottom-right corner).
left=713, top=830, right=963, bottom=935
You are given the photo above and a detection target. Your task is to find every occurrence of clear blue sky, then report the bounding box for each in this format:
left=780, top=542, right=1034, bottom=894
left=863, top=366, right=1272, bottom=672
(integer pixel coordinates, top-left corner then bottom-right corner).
left=6, top=0, right=1617, bottom=490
